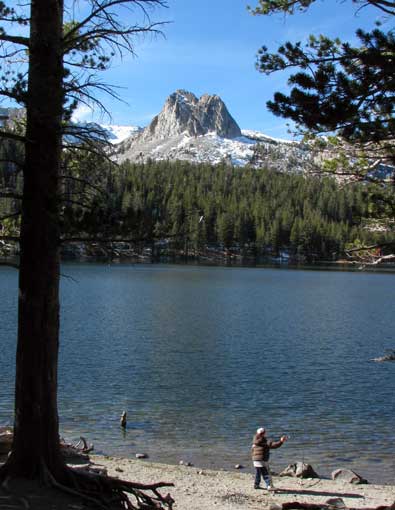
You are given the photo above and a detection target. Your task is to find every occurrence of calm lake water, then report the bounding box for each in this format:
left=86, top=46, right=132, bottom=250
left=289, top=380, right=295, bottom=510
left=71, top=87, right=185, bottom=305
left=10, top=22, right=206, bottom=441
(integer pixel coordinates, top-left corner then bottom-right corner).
left=0, top=264, right=394, bottom=483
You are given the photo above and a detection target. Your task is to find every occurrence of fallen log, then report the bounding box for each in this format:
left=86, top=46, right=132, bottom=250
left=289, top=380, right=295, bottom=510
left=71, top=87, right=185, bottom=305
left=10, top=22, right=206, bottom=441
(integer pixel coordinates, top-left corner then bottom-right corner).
left=0, top=427, right=93, bottom=461
left=71, top=436, right=94, bottom=454
left=60, top=436, right=94, bottom=460
left=277, top=502, right=395, bottom=510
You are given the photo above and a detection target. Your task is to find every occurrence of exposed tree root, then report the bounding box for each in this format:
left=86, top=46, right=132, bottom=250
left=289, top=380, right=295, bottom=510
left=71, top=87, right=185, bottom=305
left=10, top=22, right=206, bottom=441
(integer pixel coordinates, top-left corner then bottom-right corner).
left=55, top=467, right=175, bottom=510
left=0, top=460, right=174, bottom=510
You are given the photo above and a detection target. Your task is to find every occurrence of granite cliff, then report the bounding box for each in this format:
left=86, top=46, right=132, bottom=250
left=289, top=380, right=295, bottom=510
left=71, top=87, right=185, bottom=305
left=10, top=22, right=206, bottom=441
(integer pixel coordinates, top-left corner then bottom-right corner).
left=115, top=90, right=314, bottom=171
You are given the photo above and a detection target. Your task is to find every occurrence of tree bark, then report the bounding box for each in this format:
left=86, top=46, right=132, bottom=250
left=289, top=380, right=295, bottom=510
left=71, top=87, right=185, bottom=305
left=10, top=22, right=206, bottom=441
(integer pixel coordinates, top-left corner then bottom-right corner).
left=4, top=0, right=66, bottom=480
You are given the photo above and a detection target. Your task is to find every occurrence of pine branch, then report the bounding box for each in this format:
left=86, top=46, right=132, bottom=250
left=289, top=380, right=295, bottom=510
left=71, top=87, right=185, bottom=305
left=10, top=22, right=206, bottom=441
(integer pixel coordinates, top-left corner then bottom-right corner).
left=249, top=1, right=395, bottom=16
left=367, top=0, right=395, bottom=14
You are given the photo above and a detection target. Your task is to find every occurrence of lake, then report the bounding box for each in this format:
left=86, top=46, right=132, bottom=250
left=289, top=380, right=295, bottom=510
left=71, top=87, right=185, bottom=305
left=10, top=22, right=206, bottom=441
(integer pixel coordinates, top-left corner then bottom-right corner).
left=0, top=264, right=394, bottom=483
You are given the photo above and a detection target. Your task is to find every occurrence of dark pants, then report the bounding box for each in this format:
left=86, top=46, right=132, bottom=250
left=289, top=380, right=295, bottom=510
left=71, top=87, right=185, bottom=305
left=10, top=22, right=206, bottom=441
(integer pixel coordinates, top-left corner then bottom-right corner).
left=254, top=464, right=271, bottom=488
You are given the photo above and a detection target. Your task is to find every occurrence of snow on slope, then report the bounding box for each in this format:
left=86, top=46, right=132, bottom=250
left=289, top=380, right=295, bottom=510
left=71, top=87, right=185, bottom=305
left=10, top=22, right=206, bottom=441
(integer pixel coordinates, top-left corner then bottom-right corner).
left=241, top=129, right=297, bottom=145
left=110, top=91, right=310, bottom=171
left=101, top=124, right=141, bottom=144
left=115, top=126, right=309, bottom=171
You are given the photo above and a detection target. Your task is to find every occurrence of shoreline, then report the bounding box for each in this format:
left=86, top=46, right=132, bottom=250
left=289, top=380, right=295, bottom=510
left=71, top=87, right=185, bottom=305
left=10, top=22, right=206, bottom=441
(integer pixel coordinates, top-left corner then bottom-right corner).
left=91, top=454, right=395, bottom=510
left=88, top=446, right=395, bottom=486
left=2, top=255, right=395, bottom=273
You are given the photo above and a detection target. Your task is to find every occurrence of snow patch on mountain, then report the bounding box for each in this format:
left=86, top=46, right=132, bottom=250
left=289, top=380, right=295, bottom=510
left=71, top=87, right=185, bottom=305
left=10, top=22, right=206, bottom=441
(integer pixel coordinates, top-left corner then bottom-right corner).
left=101, top=124, right=141, bottom=144
left=241, top=129, right=297, bottom=145
left=116, top=127, right=310, bottom=170
left=112, top=90, right=317, bottom=172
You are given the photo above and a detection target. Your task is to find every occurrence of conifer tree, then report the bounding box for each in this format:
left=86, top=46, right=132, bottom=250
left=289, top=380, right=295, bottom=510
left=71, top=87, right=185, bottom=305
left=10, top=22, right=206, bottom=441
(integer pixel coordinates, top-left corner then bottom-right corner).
left=251, top=1, right=394, bottom=162
left=251, top=0, right=395, bottom=264
left=0, top=1, right=177, bottom=507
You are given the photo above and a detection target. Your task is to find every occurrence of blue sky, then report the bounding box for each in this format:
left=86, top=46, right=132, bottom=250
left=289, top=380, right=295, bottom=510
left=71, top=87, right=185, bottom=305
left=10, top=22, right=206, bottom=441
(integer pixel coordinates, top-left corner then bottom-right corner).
left=72, top=1, right=384, bottom=138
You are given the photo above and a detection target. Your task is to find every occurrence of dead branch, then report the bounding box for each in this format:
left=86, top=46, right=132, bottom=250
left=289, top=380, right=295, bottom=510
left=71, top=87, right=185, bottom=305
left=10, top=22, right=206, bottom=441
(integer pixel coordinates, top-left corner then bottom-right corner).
left=344, top=249, right=395, bottom=266
left=73, top=436, right=94, bottom=454
left=65, top=23, right=164, bottom=56
left=63, top=0, right=167, bottom=50
left=65, top=79, right=125, bottom=120
left=370, top=254, right=395, bottom=265
left=62, top=122, right=110, bottom=142
left=345, top=242, right=395, bottom=253
left=62, top=143, right=117, bottom=165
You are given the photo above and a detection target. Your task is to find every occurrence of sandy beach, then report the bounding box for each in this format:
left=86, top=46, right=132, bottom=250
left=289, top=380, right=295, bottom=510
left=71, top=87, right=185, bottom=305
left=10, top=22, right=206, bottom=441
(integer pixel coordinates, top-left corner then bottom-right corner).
left=92, top=455, right=395, bottom=510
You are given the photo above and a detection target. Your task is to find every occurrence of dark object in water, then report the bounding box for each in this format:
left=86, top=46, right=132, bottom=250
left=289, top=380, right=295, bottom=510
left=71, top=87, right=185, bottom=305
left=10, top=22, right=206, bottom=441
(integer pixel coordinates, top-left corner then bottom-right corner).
left=120, top=411, right=127, bottom=428
left=370, top=349, right=395, bottom=362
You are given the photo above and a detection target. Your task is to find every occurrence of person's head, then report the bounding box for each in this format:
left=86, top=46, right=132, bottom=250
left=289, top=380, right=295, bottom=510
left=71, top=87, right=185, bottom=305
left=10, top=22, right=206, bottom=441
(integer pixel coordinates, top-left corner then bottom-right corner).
left=256, top=427, right=265, bottom=436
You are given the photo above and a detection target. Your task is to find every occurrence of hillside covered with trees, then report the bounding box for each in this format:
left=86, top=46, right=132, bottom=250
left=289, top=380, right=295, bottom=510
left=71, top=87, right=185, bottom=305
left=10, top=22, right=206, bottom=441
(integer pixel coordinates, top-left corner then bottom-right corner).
left=97, top=160, right=395, bottom=262
left=2, top=153, right=390, bottom=264
left=1, top=135, right=394, bottom=264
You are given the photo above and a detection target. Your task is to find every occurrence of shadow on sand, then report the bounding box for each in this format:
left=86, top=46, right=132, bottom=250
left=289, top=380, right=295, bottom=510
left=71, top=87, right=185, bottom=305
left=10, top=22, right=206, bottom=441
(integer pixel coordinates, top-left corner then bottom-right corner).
left=275, top=488, right=365, bottom=500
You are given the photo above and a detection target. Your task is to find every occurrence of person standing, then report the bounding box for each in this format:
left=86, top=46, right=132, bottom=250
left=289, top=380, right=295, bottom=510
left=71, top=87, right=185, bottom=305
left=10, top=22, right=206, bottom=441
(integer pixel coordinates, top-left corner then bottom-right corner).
left=252, top=427, right=287, bottom=490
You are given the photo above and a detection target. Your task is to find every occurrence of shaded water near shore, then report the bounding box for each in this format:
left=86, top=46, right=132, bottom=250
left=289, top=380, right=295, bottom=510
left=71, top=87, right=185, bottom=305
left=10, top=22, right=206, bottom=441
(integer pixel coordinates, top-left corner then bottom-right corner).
left=1, top=264, right=394, bottom=483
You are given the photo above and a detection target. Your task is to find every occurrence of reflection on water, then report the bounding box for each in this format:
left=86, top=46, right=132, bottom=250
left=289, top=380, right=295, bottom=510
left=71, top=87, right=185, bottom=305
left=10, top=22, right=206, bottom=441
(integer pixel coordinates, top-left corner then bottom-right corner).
left=0, top=264, right=394, bottom=483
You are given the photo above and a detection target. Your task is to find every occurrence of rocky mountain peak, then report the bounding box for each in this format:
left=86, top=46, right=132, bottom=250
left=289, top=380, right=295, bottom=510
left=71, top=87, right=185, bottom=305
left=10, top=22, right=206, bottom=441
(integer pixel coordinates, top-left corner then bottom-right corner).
left=143, top=90, right=242, bottom=141
left=170, top=89, right=199, bottom=105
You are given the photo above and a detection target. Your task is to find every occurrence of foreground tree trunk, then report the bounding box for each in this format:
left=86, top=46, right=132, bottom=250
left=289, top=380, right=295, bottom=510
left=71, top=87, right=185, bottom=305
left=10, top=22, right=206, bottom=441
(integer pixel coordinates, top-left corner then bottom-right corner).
left=0, top=3, right=174, bottom=506
left=4, top=0, right=66, bottom=480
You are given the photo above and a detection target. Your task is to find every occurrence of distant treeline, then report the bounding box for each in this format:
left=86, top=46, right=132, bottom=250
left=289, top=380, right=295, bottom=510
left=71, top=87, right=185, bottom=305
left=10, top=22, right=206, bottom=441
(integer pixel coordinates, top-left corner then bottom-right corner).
left=62, top=157, right=393, bottom=262
left=1, top=146, right=393, bottom=261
